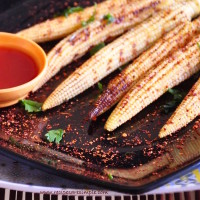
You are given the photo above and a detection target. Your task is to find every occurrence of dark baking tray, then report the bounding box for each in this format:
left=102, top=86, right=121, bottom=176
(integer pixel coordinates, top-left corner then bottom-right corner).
left=1, top=0, right=200, bottom=194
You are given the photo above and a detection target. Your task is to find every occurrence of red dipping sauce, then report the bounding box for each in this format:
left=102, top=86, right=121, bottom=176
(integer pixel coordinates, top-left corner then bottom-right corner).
left=0, top=47, right=38, bottom=89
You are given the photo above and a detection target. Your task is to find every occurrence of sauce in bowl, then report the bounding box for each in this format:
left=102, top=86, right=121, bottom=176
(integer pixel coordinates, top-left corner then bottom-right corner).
left=0, top=47, right=38, bottom=89
left=0, top=32, right=47, bottom=108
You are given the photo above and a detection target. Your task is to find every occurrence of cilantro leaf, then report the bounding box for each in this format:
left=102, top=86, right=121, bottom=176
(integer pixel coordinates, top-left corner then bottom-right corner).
left=108, top=173, right=113, bottom=180
left=197, top=42, right=200, bottom=49
left=168, top=88, right=184, bottom=101
left=20, top=100, right=42, bottom=113
left=97, top=82, right=103, bottom=93
left=53, top=6, right=83, bottom=18
left=81, top=15, right=95, bottom=27
left=161, top=100, right=177, bottom=114
left=90, top=42, right=105, bottom=56
left=81, top=3, right=96, bottom=27
left=103, top=14, right=115, bottom=24
left=63, top=6, right=83, bottom=17
left=9, top=136, right=22, bottom=148
left=93, top=2, right=97, bottom=13
left=45, top=129, right=64, bottom=144
left=161, top=88, right=186, bottom=114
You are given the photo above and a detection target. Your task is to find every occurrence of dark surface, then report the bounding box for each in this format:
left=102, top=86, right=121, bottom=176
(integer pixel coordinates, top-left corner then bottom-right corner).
left=0, top=0, right=26, bottom=12
left=1, top=0, right=200, bottom=194
left=0, top=0, right=104, bottom=191
left=0, top=152, right=102, bottom=190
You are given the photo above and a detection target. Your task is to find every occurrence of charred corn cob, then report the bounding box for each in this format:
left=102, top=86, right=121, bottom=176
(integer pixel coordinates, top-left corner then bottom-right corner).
left=90, top=17, right=200, bottom=119
left=105, top=33, right=200, bottom=132
left=33, top=0, right=162, bottom=92
left=42, top=1, right=200, bottom=111
left=17, top=0, right=181, bottom=43
left=16, top=0, right=137, bottom=42
left=159, top=77, right=200, bottom=138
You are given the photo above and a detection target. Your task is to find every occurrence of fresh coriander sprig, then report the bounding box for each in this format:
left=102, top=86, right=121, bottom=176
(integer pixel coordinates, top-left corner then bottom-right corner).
left=97, top=82, right=103, bottom=93
left=20, top=100, right=42, bottom=113
left=161, top=88, right=186, bottom=114
left=90, top=42, right=105, bottom=56
left=81, top=15, right=95, bottom=27
left=81, top=3, right=97, bottom=26
left=45, top=129, right=64, bottom=144
left=108, top=173, right=113, bottom=180
left=103, top=14, right=115, bottom=24
left=197, top=42, right=200, bottom=49
left=63, top=6, right=83, bottom=17
left=54, top=6, right=84, bottom=18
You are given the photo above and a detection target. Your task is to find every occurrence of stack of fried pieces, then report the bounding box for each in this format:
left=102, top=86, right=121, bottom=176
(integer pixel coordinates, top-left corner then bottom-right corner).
left=17, top=0, right=200, bottom=138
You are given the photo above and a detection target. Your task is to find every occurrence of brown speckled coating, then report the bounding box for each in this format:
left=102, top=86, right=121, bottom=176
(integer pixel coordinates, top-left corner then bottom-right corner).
left=33, top=0, right=161, bottom=92
left=90, top=17, right=200, bottom=119
left=105, top=33, right=200, bottom=131
left=160, top=76, right=200, bottom=138
left=17, top=0, right=132, bottom=43
left=2, top=0, right=200, bottom=194
left=42, top=1, right=195, bottom=111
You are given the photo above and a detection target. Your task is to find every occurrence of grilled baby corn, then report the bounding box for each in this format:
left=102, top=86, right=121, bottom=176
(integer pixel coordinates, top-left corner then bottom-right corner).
left=33, top=0, right=162, bottom=92
left=16, top=0, right=136, bottom=43
left=42, top=1, right=200, bottom=111
left=159, top=77, right=200, bottom=138
left=105, top=33, right=200, bottom=132
left=90, top=17, right=200, bottom=119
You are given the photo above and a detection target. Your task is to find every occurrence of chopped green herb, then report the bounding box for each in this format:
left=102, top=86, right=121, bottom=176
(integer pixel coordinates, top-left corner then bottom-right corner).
left=90, top=42, right=105, bottom=56
left=161, top=88, right=186, bottom=114
left=9, top=136, right=22, bottom=148
left=98, top=82, right=103, bottom=93
left=168, top=88, right=184, bottom=100
left=45, top=129, right=64, bottom=144
left=20, top=100, right=42, bottom=113
left=9, top=136, right=17, bottom=145
left=103, top=14, right=115, bottom=24
left=197, top=42, right=200, bottom=49
left=81, top=3, right=96, bottom=26
left=63, top=6, right=84, bottom=17
left=81, top=15, right=95, bottom=26
left=108, top=173, right=113, bottom=180
left=81, top=21, right=87, bottom=27
left=53, top=6, right=83, bottom=18
left=93, top=2, right=97, bottom=11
